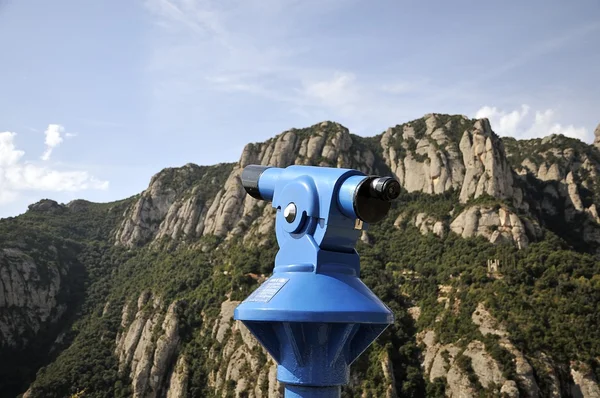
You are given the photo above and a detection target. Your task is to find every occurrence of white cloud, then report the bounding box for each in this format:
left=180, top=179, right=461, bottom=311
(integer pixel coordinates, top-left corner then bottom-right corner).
left=144, top=1, right=595, bottom=139
left=475, top=105, right=590, bottom=142
left=302, top=72, right=359, bottom=112
left=41, top=124, right=65, bottom=161
left=0, top=131, right=108, bottom=206
left=475, top=105, right=530, bottom=137
left=531, top=109, right=589, bottom=141
left=141, top=0, right=471, bottom=134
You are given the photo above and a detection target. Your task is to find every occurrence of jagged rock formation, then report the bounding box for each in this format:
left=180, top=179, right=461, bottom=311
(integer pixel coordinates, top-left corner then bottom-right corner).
left=450, top=205, right=539, bottom=249
left=8, top=114, right=600, bottom=397
left=115, top=293, right=182, bottom=398
left=114, top=295, right=285, bottom=398
left=114, top=115, right=543, bottom=251
left=0, top=247, right=67, bottom=348
left=458, top=119, right=518, bottom=204
left=593, top=123, right=600, bottom=150
left=115, top=114, right=600, bottom=253
left=115, top=164, right=227, bottom=247
left=419, top=330, right=480, bottom=397
left=394, top=212, right=445, bottom=238
left=571, top=362, right=600, bottom=398
left=471, top=303, right=541, bottom=396
left=504, top=134, right=600, bottom=251
left=208, top=300, right=282, bottom=398
left=166, top=356, right=189, bottom=398
left=380, top=114, right=467, bottom=195
left=380, top=351, right=398, bottom=398
left=27, top=199, right=67, bottom=214
left=395, top=205, right=540, bottom=248
left=380, top=114, right=519, bottom=205
left=417, top=301, right=600, bottom=398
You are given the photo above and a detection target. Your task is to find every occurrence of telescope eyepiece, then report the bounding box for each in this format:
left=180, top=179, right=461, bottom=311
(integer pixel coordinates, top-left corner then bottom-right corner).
left=353, top=176, right=400, bottom=224
left=241, top=165, right=271, bottom=200
left=370, top=177, right=400, bottom=202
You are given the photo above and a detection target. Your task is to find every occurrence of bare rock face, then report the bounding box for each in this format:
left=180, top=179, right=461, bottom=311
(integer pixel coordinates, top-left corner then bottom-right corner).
left=450, top=206, right=538, bottom=249
left=0, top=248, right=66, bottom=349
left=149, top=303, right=181, bottom=395
left=593, top=123, right=600, bottom=149
left=472, top=303, right=540, bottom=397
left=471, top=303, right=507, bottom=338
left=213, top=300, right=239, bottom=344
left=113, top=115, right=543, bottom=250
left=66, top=199, right=91, bottom=212
left=208, top=300, right=282, bottom=398
left=115, top=293, right=182, bottom=398
left=507, top=134, right=600, bottom=251
left=418, top=330, right=477, bottom=397
left=395, top=212, right=446, bottom=238
left=501, top=380, right=520, bottom=398
left=201, top=166, right=252, bottom=238
left=414, top=213, right=444, bottom=237
left=380, top=351, right=398, bottom=398
left=537, top=163, right=563, bottom=182
left=115, top=164, right=210, bottom=247
left=417, top=303, right=547, bottom=397
left=533, top=353, right=562, bottom=398
left=463, top=340, right=504, bottom=389
left=380, top=114, right=466, bottom=195
left=458, top=119, right=516, bottom=204
left=571, top=363, right=600, bottom=398
left=166, top=356, right=188, bottom=398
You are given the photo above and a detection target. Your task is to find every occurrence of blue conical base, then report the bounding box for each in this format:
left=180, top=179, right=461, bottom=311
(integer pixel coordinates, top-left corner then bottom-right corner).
left=235, top=270, right=392, bottom=387
left=235, top=271, right=393, bottom=324
left=242, top=320, right=387, bottom=386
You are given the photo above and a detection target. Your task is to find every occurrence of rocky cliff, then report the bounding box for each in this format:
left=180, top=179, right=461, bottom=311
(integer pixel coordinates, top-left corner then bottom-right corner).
left=115, top=163, right=234, bottom=247
left=381, top=115, right=519, bottom=205
left=115, top=122, right=383, bottom=248
left=6, top=114, right=600, bottom=398
left=113, top=115, right=531, bottom=252
left=417, top=299, right=599, bottom=398
left=0, top=247, right=67, bottom=349
left=114, top=293, right=183, bottom=398
left=112, top=113, right=600, bottom=256
left=0, top=229, right=79, bottom=397
left=593, top=123, right=600, bottom=150
left=106, top=115, right=600, bottom=397
left=504, top=134, right=600, bottom=251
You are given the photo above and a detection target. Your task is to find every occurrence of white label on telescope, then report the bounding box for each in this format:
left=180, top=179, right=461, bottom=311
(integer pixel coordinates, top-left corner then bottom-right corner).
left=244, top=278, right=289, bottom=303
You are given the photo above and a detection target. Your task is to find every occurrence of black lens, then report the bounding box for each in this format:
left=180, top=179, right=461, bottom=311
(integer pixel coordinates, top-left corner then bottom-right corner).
left=241, top=165, right=271, bottom=200
left=370, top=177, right=400, bottom=202
left=353, top=175, right=400, bottom=224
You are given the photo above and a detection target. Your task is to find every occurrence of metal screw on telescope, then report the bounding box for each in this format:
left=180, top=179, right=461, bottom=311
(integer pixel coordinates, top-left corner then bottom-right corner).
left=284, top=203, right=297, bottom=223
left=235, top=165, right=399, bottom=398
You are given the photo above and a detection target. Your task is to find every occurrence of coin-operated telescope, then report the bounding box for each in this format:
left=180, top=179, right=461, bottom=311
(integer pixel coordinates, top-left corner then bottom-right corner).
left=234, top=165, right=400, bottom=398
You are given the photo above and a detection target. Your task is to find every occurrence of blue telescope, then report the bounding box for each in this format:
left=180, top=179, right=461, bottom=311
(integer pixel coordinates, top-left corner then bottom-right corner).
left=234, top=165, right=399, bottom=398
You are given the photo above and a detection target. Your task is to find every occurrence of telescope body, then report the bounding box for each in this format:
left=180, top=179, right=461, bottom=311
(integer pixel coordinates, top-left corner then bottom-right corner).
left=234, top=165, right=398, bottom=398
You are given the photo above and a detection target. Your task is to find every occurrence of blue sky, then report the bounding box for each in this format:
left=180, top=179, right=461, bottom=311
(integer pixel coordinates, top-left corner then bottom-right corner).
left=1, top=0, right=599, bottom=218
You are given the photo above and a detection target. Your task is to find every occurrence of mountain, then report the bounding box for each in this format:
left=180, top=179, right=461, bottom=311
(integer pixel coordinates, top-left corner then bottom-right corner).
left=1, top=114, right=599, bottom=398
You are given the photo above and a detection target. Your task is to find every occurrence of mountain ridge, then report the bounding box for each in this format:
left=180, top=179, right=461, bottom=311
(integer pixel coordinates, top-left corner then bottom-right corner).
left=2, top=113, right=600, bottom=398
